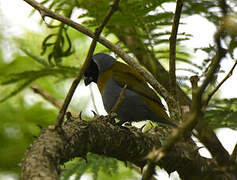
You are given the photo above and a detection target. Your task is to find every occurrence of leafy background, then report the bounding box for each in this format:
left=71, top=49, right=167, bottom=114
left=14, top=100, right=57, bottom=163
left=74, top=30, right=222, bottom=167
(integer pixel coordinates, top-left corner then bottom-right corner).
left=0, top=0, right=237, bottom=179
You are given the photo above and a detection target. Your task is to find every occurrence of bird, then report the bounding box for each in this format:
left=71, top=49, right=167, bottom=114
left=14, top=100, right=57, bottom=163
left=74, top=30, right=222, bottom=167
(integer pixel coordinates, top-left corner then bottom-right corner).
left=84, top=52, right=177, bottom=127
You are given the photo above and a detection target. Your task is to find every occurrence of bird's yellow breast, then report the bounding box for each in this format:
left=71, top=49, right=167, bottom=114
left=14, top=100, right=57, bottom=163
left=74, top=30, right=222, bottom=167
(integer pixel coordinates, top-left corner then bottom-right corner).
left=97, top=69, right=112, bottom=93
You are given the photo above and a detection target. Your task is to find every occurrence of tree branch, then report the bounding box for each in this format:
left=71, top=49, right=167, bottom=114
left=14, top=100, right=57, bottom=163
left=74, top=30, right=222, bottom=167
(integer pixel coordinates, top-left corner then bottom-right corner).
left=110, top=84, right=127, bottom=114
left=191, top=29, right=230, bottom=167
left=30, top=84, right=62, bottom=109
left=141, top=161, right=156, bottom=180
left=169, top=0, right=183, bottom=98
left=203, top=59, right=237, bottom=108
left=166, top=0, right=184, bottom=124
left=231, top=143, right=237, bottom=161
left=143, top=26, right=229, bottom=178
left=142, top=0, right=184, bottom=177
left=22, top=115, right=228, bottom=180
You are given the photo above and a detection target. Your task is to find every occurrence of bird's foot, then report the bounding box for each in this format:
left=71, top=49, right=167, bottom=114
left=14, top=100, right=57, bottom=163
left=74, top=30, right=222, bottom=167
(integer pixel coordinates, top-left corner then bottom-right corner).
left=106, top=112, right=117, bottom=125
left=91, top=110, right=100, bottom=119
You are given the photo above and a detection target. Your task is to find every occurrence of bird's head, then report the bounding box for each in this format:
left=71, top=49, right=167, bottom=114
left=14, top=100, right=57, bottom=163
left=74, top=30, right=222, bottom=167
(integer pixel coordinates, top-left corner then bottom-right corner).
left=84, top=53, right=116, bottom=86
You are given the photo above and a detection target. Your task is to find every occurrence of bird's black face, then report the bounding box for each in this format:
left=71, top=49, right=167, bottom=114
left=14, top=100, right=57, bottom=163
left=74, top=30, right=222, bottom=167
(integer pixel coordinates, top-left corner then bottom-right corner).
left=84, top=59, right=99, bottom=86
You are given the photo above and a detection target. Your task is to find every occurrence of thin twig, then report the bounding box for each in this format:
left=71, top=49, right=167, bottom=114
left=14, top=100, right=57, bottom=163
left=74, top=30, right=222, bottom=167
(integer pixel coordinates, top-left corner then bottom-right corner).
left=204, top=60, right=237, bottom=108
left=190, top=75, right=199, bottom=112
left=198, top=30, right=226, bottom=96
left=169, top=0, right=183, bottom=98
left=141, top=161, right=156, bottom=180
left=110, top=84, right=127, bottom=113
left=219, top=0, right=228, bottom=16
left=30, top=84, right=62, bottom=109
left=52, top=0, right=120, bottom=127
left=23, top=0, right=176, bottom=116
left=167, top=0, right=183, bottom=125
left=231, top=143, right=237, bottom=161
left=30, top=84, right=78, bottom=116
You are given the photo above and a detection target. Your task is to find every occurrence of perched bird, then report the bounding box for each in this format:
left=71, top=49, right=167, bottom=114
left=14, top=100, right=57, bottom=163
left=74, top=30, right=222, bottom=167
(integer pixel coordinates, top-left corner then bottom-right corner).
left=84, top=53, right=176, bottom=127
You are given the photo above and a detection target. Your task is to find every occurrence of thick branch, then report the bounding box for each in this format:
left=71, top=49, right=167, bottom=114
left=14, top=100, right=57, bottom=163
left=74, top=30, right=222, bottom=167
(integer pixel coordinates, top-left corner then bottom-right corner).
left=22, top=115, right=226, bottom=180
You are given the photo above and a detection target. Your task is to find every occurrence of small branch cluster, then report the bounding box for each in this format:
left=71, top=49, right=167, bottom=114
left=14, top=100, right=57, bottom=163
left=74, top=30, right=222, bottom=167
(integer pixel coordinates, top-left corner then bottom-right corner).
left=142, top=0, right=236, bottom=178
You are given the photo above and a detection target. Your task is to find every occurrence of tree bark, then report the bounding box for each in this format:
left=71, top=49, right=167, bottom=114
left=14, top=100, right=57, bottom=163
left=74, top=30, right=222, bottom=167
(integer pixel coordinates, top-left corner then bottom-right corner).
left=21, top=115, right=236, bottom=180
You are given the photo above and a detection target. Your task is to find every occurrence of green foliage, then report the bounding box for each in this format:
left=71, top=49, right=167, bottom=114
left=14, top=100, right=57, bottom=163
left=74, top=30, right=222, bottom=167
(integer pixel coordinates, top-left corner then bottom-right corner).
left=61, top=154, right=138, bottom=180
left=0, top=54, right=78, bottom=102
left=41, top=25, right=74, bottom=64
left=79, top=0, right=190, bottom=61
left=0, top=27, right=86, bottom=176
left=206, top=98, right=237, bottom=129
left=0, top=27, right=86, bottom=102
left=39, top=0, right=79, bottom=64
left=0, top=97, right=58, bottom=172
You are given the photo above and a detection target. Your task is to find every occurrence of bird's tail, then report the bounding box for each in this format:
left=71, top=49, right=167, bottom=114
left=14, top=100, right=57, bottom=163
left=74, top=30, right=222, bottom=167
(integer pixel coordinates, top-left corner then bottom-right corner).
left=144, top=97, right=178, bottom=127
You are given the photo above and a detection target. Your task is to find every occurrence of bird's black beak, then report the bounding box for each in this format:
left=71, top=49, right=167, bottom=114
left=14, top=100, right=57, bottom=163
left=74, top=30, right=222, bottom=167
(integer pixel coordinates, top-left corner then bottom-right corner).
left=84, top=76, right=93, bottom=86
